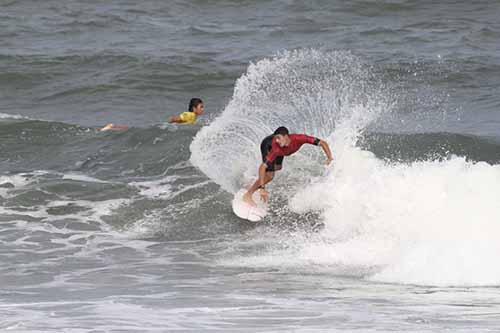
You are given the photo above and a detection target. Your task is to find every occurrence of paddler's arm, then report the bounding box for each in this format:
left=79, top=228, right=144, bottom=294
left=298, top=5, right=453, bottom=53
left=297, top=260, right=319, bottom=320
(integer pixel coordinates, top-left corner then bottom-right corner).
left=168, top=115, right=183, bottom=123
left=319, top=140, right=333, bottom=165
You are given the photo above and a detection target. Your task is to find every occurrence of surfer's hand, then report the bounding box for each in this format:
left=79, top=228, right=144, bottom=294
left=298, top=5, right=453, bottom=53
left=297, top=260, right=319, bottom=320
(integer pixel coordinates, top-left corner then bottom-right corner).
left=325, top=158, right=333, bottom=166
left=259, top=188, right=269, bottom=202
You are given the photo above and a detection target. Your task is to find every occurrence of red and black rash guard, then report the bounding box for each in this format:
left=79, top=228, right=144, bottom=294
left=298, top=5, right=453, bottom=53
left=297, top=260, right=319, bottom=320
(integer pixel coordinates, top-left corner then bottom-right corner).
left=264, top=134, right=320, bottom=168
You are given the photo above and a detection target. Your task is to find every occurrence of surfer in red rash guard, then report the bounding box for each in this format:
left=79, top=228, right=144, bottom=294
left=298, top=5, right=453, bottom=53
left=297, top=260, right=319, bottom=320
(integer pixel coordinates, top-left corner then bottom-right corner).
left=243, top=126, right=333, bottom=206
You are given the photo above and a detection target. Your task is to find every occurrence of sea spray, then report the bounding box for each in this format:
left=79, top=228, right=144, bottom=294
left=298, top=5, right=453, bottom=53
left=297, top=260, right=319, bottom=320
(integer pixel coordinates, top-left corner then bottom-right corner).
left=190, top=49, right=388, bottom=192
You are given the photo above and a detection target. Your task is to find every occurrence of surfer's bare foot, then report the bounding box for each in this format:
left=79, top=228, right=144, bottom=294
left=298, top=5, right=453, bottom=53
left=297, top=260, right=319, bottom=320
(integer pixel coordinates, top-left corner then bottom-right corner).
left=99, top=123, right=129, bottom=132
left=242, top=191, right=257, bottom=207
left=100, top=123, right=114, bottom=132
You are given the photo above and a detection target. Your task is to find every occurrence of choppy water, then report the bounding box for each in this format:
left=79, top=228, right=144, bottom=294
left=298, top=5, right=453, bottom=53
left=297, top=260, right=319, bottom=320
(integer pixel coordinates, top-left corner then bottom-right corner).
left=1, top=1, right=500, bottom=331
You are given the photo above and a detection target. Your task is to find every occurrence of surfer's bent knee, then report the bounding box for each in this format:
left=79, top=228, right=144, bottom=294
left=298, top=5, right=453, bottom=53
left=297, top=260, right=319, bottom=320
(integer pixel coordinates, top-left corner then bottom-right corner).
left=266, top=171, right=275, bottom=181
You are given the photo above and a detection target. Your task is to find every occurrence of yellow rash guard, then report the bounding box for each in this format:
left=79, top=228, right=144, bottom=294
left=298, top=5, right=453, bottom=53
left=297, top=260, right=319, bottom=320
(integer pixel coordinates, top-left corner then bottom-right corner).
left=178, top=111, right=197, bottom=124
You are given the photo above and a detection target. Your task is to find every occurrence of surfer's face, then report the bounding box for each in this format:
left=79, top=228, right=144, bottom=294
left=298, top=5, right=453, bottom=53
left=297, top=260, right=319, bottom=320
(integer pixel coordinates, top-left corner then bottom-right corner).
left=275, top=134, right=290, bottom=147
left=193, top=103, right=204, bottom=115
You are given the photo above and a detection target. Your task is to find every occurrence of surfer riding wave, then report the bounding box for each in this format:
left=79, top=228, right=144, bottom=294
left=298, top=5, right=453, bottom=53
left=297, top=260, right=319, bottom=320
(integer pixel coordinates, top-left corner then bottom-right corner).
left=243, top=126, right=333, bottom=206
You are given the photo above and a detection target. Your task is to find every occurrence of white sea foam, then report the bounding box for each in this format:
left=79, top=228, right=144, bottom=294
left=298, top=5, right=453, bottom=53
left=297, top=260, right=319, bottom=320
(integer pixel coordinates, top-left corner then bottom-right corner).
left=289, top=148, right=500, bottom=286
left=0, top=112, right=30, bottom=120
left=62, top=173, right=111, bottom=184
left=0, top=171, right=50, bottom=198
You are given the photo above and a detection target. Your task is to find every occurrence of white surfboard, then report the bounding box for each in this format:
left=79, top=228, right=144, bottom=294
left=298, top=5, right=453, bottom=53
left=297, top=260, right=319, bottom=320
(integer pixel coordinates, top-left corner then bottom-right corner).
left=232, top=189, right=268, bottom=222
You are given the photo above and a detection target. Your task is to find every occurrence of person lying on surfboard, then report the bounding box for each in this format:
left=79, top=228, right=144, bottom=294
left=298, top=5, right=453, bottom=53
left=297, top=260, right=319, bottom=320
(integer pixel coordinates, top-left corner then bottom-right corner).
left=243, top=126, right=333, bottom=207
left=97, top=98, right=204, bottom=131
left=168, top=98, right=204, bottom=124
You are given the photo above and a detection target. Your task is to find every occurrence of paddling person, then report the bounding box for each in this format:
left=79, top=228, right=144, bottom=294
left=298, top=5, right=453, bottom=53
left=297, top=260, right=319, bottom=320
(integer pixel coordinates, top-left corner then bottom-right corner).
left=168, top=98, right=204, bottom=124
left=98, top=98, right=204, bottom=131
left=243, top=126, right=333, bottom=206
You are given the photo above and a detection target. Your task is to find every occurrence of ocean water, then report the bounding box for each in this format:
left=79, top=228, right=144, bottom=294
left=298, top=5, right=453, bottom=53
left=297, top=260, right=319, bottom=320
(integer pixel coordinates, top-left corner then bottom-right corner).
left=1, top=0, right=500, bottom=331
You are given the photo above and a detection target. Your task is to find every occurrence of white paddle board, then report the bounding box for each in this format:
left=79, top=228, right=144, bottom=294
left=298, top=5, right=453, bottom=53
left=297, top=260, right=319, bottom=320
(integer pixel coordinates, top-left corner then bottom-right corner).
left=232, top=189, right=268, bottom=222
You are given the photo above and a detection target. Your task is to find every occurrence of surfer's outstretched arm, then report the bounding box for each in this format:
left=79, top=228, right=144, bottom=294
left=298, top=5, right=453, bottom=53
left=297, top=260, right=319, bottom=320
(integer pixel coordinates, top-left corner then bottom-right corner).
left=243, top=163, right=272, bottom=206
left=319, top=140, right=333, bottom=165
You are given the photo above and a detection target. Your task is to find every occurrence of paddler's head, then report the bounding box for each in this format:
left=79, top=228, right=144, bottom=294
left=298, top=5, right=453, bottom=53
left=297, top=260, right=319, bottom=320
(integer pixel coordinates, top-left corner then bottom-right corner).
left=189, top=98, right=204, bottom=115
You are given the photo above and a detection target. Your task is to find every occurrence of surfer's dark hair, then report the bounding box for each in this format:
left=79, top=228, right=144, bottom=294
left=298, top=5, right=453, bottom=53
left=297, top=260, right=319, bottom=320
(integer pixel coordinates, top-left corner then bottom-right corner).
left=273, top=126, right=289, bottom=136
left=189, top=98, right=203, bottom=112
